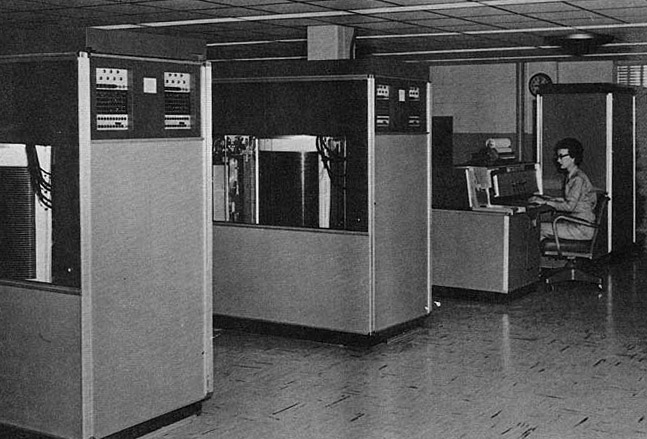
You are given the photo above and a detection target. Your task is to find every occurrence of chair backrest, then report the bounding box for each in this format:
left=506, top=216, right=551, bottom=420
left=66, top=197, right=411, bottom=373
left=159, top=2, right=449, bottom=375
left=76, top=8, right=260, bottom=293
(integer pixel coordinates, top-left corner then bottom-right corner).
left=586, top=191, right=609, bottom=256
left=542, top=190, right=610, bottom=260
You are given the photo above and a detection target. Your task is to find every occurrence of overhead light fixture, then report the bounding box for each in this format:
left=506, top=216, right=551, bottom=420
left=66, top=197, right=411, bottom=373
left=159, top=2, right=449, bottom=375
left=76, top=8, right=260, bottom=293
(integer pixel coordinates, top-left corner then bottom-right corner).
left=546, top=32, right=614, bottom=56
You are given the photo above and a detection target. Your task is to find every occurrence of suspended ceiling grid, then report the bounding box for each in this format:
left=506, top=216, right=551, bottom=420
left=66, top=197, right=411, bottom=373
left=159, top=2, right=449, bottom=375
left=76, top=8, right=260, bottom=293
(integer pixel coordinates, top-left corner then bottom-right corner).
left=2, top=0, right=647, bottom=63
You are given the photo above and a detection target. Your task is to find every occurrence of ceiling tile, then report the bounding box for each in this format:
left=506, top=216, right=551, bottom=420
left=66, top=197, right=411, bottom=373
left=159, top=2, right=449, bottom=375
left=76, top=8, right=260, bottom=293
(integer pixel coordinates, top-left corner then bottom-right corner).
left=193, top=0, right=295, bottom=5
left=502, top=3, right=581, bottom=14
left=594, top=7, right=647, bottom=21
left=532, top=10, right=618, bottom=23
left=570, top=0, right=647, bottom=8
left=310, top=15, right=389, bottom=25
left=1, top=0, right=113, bottom=8
left=171, top=6, right=274, bottom=18
left=253, top=3, right=333, bottom=14
left=368, top=11, right=445, bottom=21
left=305, top=0, right=397, bottom=10
left=138, top=0, right=233, bottom=9
left=380, top=0, right=470, bottom=5
left=2, top=0, right=647, bottom=64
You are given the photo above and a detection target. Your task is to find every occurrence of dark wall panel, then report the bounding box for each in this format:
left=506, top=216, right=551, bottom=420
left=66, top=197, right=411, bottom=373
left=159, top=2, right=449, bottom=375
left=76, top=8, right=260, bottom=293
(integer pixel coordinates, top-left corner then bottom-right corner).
left=0, top=59, right=80, bottom=287
left=213, top=80, right=367, bottom=136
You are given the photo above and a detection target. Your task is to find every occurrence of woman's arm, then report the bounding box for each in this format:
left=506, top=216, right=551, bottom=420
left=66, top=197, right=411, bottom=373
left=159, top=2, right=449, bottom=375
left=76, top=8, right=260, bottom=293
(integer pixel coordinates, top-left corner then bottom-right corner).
left=547, top=176, right=584, bottom=212
left=529, top=193, right=562, bottom=204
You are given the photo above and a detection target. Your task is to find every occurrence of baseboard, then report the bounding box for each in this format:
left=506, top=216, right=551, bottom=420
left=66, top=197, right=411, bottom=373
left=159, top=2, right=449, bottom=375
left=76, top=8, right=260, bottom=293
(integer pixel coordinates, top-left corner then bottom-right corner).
left=432, top=283, right=538, bottom=302
left=101, top=402, right=202, bottom=439
left=0, top=423, right=66, bottom=439
left=213, top=314, right=429, bottom=347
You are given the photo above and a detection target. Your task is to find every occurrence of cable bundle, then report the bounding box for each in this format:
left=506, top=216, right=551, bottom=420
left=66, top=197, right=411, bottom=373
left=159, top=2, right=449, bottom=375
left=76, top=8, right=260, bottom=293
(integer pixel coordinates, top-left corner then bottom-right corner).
left=24, top=144, right=52, bottom=210
left=316, top=136, right=346, bottom=188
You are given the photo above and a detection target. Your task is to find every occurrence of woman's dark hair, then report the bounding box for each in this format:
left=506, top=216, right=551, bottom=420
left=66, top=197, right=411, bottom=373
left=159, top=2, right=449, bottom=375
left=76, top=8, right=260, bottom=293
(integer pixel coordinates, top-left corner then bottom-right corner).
left=554, top=137, right=584, bottom=165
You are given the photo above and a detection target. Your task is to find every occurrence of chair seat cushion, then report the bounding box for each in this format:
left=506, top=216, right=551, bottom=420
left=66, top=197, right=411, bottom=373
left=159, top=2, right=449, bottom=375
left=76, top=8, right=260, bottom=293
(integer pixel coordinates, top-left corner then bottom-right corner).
left=542, top=236, right=592, bottom=254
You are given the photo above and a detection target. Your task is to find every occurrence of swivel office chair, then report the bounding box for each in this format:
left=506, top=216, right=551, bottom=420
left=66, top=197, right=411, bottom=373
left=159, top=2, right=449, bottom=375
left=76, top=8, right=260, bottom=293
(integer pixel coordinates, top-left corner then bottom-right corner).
left=541, top=192, right=609, bottom=290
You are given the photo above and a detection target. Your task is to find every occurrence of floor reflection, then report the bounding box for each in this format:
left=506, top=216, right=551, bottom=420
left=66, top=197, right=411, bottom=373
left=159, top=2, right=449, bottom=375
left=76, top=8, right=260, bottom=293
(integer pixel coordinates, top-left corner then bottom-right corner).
left=3, top=253, right=647, bottom=439
left=156, top=252, right=647, bottom=439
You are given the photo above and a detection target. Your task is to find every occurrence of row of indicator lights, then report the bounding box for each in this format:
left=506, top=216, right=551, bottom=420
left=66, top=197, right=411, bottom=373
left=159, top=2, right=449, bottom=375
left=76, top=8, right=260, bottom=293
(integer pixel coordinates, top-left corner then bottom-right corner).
left=408, top=116, right=421, bottom=127
left=96, top=70, right=192, bottom=89
left=98, top=115, right=190, bottom=120
left=376, top=115, right=390, bottom=126
left=376, top=84, right=421, bottom=100
left=97, top=120, right=128, bottom=130
left=165, top=115, right=192, bottom=129
left=164, top=72, right=190, bottom=81
left=97, top=115, right=128, bottom=128
left=97, top=115, right=128, bottom=119
left=376, top=84, right=390, bottom=99
left=96, top=68, right=128, bottom=88
left=96, top=117, right=192, bottom=129
left=164, top=73, right=191, bottom=91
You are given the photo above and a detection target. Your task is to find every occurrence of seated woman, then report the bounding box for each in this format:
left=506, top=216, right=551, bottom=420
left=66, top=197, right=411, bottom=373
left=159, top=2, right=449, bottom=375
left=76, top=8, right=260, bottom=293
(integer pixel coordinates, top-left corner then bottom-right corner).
left=529, top=137, right=597, bottom=240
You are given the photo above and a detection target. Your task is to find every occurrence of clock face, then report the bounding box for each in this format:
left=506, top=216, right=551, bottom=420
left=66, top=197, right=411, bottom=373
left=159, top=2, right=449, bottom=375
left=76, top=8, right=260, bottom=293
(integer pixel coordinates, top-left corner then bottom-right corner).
left=529, top=73, right=552, bottom=96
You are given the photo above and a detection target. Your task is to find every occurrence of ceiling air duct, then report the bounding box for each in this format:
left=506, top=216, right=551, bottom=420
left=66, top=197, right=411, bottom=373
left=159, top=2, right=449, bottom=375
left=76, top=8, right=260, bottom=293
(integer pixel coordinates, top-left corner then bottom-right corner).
left=307, top=25, right=356, bottom=60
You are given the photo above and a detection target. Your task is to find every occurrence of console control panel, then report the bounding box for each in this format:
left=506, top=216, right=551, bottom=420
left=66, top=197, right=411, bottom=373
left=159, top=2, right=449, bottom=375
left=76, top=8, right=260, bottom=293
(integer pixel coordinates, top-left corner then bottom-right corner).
left=164, top=72, right=192, bottom=130
left=95, top=68, right=130, bottom=131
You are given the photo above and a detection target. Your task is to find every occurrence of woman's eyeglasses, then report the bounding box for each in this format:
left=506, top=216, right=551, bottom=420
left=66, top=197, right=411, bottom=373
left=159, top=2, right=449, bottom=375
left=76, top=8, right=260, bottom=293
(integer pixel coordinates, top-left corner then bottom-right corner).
left=555, top=153, right=570, bottom=160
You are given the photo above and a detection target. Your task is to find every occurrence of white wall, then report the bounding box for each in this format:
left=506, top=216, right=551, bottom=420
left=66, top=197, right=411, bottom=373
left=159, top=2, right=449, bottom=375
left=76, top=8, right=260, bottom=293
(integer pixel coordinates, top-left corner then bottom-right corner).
left=430, top=60, right=616, bottom=163
left=524, top=60, right=613, bottom=132
left=430, top=64, right=517, bottom=133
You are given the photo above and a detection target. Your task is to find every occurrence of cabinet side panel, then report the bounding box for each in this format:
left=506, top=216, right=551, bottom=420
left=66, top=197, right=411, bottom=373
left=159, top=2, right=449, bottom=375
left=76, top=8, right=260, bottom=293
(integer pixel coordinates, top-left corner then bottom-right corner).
left=0, top=286, right=82, bottom=438
left=432, top=210, right=507, bottom=292
left=541, top=93, right=608, bottom=193
left=373, top=134, right=429, bottom=330
left=507, top=214, right=541, bottom=291
left=612, top=94, right=636, bottom=249
left=88, top=139, right=209, bottom=438
left=213, top=226, right=371, bottom=334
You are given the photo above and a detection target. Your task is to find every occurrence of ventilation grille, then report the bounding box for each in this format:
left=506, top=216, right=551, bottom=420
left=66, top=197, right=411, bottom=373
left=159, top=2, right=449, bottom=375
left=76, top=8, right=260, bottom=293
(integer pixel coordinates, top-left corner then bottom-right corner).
left=0, top=167, right=36, bottom=279
left=616, top=64, right=647, bottom=87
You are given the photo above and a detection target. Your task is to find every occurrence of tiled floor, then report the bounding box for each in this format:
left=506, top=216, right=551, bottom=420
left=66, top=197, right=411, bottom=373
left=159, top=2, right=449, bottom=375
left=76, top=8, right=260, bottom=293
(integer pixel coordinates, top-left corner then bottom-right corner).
left=155, top=253, right=647, bottom=439
left=3, top=254, right=647, bottom=439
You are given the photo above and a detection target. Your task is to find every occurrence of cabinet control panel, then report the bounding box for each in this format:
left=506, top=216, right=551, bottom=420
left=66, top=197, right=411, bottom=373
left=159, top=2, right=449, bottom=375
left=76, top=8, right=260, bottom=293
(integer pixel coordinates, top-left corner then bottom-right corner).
left=92, top=59, right=201, bottom=139
left=95, top=68, right=130, bottom=131
left=164, top=72, right=192, bottom=130
left=375, top=80, right=426, bottom=133
left=376, top=84, right=391, bottom=129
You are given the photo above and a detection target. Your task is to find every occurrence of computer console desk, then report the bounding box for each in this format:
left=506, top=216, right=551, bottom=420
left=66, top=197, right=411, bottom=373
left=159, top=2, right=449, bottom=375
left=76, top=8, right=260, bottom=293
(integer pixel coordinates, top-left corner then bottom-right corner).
left=432, top=207, right=541, bottom=294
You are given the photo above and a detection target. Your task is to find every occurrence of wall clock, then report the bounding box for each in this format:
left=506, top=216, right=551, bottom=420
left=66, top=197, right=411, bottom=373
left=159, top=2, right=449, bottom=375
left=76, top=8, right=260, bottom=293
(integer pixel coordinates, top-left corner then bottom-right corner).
left=528, top=72, right=553, bottom=96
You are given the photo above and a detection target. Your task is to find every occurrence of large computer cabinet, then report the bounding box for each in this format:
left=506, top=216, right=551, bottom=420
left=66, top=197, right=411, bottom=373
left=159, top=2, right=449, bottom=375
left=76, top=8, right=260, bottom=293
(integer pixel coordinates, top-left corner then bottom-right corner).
left=537, top=83, right=636, bottom=255
left=211, top=60, right=431, bottom=340
left=0, top=32, right=213, bottom=439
